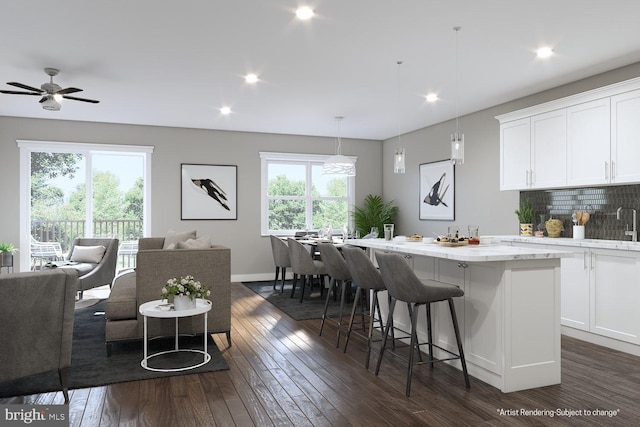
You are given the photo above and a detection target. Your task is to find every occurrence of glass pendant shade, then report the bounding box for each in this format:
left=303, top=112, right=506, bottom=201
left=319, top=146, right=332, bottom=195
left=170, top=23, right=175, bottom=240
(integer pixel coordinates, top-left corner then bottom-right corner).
left=394, top=147, right=405, bottom=174
left=451, top=132, right=464, bottom=165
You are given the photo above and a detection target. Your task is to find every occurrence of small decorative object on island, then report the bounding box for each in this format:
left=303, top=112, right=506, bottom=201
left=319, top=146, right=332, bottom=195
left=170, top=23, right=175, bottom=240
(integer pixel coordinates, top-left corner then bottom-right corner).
left=545, top=217, right=563, bottom=238
left=536, top=214, right=546, bottom=237
left=0, top=241, right=17, bottom=270
left=161, top=275, right=211, bottom=310
left=515, top=199, right=536, bottom=236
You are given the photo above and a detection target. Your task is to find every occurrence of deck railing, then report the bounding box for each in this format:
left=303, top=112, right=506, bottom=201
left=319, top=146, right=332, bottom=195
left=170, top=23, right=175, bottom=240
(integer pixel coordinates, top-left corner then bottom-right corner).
left=31, top=219, right=143, bottom=270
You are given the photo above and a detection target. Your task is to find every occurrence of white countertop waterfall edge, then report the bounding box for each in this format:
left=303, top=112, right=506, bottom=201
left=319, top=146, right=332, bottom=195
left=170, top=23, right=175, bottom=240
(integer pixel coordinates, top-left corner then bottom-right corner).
left=344, top=238, right=572, bottom=262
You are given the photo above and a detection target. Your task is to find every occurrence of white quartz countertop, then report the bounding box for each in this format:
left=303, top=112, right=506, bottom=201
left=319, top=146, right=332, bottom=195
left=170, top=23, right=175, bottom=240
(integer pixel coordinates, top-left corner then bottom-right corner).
left=495, top=235, right=640, bottom=251
left=344, top=238, right=571, bottom=262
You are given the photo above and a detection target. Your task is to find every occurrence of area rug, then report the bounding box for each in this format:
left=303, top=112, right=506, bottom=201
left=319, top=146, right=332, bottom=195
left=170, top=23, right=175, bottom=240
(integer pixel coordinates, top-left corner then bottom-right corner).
left=243, top=280, right=357, bottom=321
left=0, top=301, right=229, bottom=399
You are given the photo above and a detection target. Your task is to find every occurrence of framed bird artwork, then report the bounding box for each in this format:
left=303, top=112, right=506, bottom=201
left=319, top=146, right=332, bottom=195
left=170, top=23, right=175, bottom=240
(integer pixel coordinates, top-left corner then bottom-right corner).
left=419, top=160, right=455, bottom=220
left=181, top=163, right=237, bottom=220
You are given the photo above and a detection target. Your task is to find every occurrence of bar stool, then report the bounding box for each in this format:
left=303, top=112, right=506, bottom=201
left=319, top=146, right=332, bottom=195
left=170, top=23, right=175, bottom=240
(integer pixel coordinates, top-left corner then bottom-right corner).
left=317, top=243, right=352, bottom=347
left=287, top=238, right=326, bottom=302
left=374, top=252, right=470, bottom=397
left=341, top=246, right=388, bottom=369
left=269, top=235, right=291, bottom=293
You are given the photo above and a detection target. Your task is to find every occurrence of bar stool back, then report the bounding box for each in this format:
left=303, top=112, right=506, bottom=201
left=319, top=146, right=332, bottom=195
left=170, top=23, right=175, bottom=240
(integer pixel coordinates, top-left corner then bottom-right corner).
left=270, top=235, right=291, bottom=293
left=317, top=243, right=352, bottom=347
left=375, top=251, right=470, bottom=396
left=341, top=246, right=387, bottom=368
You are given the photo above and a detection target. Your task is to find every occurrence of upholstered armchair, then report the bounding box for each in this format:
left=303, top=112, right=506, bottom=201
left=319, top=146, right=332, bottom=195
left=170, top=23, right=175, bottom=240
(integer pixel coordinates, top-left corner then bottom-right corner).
left=66, top=238, right=119, bottom=298
left=105, top=237, right=231, bottom=355
left=0, top=269, right=78, bottom=403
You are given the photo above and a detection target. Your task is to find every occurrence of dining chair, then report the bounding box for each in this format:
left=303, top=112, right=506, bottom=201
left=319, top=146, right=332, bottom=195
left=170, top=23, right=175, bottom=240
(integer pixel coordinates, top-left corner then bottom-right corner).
left=270, top=235, right=291, bottom=293
left=317, top=243, right=352, bottom=348
left=375, top=251, right=470, bottom=397
left=287, top=238, right=326, bottom=303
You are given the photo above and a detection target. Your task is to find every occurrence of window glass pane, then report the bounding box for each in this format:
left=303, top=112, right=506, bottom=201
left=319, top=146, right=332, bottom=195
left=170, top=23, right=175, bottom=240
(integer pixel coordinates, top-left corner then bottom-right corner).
left=268, top=199, right=306, bottom=230
left=311, top=164, right=347, bottom=197
left=312, top=199, right=348, bottom=230
left=268, top=164, right=306, bottom=196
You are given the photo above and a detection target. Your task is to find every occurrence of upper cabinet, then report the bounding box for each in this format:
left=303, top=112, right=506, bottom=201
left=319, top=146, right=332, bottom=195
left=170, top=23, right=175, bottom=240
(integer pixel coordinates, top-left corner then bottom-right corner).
left=497, top=77, right=640, bottom=191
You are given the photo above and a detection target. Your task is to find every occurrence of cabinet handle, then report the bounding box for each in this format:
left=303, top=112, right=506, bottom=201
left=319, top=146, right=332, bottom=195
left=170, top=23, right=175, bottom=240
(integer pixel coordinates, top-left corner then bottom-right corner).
left=583, top=250, right=587, bottom=270
left=457, top=262, right=468, bottom=268
left=604, top=161, right=609, bottom=181
left=611, top=161, right=615, bottom=182
left=590, top=252, right=594, bottom=271
left=403, top=255, right=412, bottom=260
left=529, top=170, right=534, bottom=186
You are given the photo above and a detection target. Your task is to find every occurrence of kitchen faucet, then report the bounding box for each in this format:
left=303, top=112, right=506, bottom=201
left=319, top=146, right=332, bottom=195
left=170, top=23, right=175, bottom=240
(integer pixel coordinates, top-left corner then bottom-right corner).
left=616, top=207, right=638, bottom=242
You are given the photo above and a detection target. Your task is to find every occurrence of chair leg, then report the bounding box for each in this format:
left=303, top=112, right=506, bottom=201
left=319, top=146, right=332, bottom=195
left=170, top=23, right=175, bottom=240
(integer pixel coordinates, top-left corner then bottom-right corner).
left=449, top=298, right=471, bottom=389
left=407, top=303, right=423, bottom=362
left=343, top=286, right=361, bottom=354
left=290, top=273, right=298, bottom=298
left=299, top=275, right=308, bottom=303
left=280, top=267, right=287, bottom=293
left=426, top=303, right=434, bottom=370
left=405, top=302, right=421, bottom=397
left=335, top=279, right=348, bottom=348
left=226, top=330, right=232, bottom=347
left=319, top=277, right=336, bottom=336
left=273, top=266, right=280, bottom=290
left=365, top=289, right=381, bottom=369
left=375, top=298, right=396, bottom=375
left=58, top=367, right=70, bottom=404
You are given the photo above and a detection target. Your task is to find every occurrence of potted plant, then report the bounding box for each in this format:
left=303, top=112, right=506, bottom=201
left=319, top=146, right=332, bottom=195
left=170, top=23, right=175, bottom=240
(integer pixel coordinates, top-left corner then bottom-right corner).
left=515, top=200, right=536, bottom=236
left=352, top=194, right=399, bottom=238
left=0, top=241, right=18, bottom=269
left=161, top=275, right=211, bottom=310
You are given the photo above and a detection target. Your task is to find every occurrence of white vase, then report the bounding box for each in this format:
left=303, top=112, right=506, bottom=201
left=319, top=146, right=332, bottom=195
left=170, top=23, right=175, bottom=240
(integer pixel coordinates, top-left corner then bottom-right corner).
left=173, top=295, right=196, bottom=310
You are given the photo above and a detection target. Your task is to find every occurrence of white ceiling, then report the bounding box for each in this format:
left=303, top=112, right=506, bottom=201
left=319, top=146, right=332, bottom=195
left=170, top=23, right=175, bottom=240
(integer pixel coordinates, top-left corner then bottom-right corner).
left=2, top=1, right=640, bottom=140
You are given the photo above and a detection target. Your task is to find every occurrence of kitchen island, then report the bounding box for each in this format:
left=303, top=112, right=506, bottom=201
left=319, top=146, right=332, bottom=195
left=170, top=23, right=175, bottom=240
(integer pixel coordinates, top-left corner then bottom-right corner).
left=345, top=238, right=571, bottom=393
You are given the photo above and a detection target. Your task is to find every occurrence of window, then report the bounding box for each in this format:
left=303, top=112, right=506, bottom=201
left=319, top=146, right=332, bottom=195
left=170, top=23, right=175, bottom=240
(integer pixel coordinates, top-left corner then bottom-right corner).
left=260, top=152, right=356, bottom=236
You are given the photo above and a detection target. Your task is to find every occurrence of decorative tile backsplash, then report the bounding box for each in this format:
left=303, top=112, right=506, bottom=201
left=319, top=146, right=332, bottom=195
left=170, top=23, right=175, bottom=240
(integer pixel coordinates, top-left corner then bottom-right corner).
left=521, top=185, right=640, bottom=240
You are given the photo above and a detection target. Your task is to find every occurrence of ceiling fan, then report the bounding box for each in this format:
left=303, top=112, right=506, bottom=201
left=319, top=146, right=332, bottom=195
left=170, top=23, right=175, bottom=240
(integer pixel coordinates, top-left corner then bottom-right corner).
left=0, top=67, right=100, bottom=111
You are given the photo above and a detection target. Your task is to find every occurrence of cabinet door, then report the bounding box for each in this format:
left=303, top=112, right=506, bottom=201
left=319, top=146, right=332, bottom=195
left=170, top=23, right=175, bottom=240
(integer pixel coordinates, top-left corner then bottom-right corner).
left=500, top=118, right=531, bottom=190
left=567, top=98, right=611, bottom=186
left=530, top=109, right=567, bottom=189
left=590, top=249, right=640, bottom=344
left=558, top=247, right=590, bottom=331
left=611, top=89, right=640, bottom=184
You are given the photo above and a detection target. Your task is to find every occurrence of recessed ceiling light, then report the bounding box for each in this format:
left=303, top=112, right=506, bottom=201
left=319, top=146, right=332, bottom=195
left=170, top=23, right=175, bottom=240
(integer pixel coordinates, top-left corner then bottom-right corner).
left=425, top=93, right=438, bottom=103
left=245, top=73, right=259, bottom=84
left=536, top=46, right=554, bottom=59
left=295, top=6, right=314, bottom=20
left=220, top=106, right=231, bottom=115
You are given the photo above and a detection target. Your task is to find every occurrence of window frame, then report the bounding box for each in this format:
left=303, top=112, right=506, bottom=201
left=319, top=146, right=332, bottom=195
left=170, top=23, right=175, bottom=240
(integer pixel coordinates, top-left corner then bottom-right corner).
left=260, top=151, right=356, bottom=236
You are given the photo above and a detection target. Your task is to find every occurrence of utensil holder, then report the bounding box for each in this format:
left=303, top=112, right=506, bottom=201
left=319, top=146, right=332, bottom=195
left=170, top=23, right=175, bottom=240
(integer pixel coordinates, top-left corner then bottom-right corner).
left=573, top=225, right=585, bottom=240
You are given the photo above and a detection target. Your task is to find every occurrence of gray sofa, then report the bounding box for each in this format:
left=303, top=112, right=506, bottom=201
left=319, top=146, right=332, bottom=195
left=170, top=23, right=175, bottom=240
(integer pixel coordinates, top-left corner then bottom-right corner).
left=0, top=269, right=78, bottom=403
left=104, top=237, right=231, bottom=355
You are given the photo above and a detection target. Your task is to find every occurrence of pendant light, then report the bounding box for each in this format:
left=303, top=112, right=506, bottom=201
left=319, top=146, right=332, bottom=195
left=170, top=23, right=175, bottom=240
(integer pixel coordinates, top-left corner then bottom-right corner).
left=394, top=60, right=406, bottom=174
left=323, top=116, right=356, bottom=176
left=451, top=26, right=464, bottom=165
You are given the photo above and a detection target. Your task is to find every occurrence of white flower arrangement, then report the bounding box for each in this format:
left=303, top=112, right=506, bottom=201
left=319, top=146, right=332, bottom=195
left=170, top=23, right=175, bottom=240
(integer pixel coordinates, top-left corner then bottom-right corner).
left=161, top=275, right=211, bottom=301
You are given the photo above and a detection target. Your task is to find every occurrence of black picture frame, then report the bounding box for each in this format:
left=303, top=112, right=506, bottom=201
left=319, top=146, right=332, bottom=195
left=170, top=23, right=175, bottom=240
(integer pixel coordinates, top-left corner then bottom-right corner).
left=419, top=159, right=455, bottom=220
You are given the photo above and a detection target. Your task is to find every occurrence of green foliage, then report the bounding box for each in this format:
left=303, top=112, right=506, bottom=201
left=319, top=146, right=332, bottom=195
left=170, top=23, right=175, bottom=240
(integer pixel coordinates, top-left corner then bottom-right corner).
left=31, top=152, right=83, bottom=179
left=0, top=242, right=17, bottom=253
left=515, top=199, right=536, bottom=223
left=353, top=195, right=398, bottom=237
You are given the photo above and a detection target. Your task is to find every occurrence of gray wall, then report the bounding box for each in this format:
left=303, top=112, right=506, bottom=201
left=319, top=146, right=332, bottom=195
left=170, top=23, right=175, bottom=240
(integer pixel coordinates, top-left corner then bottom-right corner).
left=383, top=61, right=640, bottom=239
left=0, top=118, right=382, bottom=280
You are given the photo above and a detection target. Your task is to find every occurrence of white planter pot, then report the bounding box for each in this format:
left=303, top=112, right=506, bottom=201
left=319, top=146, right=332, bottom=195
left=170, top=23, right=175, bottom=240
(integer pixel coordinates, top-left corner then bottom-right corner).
left=173, top=295, right=196, bottom=310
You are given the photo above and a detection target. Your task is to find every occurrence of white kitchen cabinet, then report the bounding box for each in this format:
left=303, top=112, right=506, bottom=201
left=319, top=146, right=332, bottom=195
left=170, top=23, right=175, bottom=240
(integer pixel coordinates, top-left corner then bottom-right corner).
left=590, top=248, right=640, bottom=344
left=500, top=110, right=566, bottom=191
left=566, top=98, right=611, bottom=186
left=611, top=89, right=640, bottom=184
left=556, top=246, right=590, bottom=331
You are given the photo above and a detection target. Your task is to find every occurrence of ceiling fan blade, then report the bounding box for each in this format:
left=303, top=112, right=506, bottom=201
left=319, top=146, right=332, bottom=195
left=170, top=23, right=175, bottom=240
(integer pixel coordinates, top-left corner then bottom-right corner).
left=54, top=87, right=83, bottom=95
left=39, top=96, right=48, bottom=103
left=62, top=95, right=100, bottom=104
left=7, top=82, right=43, bottom=93
left=0, top=90, right=41, bottom=96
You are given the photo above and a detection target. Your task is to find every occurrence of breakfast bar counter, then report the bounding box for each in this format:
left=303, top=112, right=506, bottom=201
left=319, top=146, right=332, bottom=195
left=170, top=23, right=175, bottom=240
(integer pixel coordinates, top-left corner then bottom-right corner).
left=345, top=238, right=571, bottom=393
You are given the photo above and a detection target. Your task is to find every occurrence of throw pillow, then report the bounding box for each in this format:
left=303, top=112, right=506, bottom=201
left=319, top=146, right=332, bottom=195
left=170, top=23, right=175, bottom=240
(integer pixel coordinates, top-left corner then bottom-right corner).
left=163, top=229, right=197, bottom=249
left=176, top=236, right=212, bottom=249
left=70, top=245, right=107, bottom=264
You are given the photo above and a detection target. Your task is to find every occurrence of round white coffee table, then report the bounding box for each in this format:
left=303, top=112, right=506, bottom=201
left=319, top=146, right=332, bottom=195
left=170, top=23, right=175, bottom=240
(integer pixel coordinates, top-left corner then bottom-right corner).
left=139, top=298, right=212, bottom=372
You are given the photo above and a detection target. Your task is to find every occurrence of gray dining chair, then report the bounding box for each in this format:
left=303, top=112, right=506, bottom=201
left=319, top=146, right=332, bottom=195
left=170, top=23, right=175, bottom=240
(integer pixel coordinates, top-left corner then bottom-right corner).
left=287, top=238, right=326, bottom=302
left=317, top=243, right=352, bottom=348
left=375, top=251, right=470, bottom=397
left=341, top=245, right=388, bottom=369
left=270, top=235, right=291, bottom=293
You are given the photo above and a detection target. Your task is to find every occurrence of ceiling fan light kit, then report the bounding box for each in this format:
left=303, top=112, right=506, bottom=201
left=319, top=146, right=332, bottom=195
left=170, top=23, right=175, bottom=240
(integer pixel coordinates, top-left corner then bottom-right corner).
left=0, top=67, right=100, bottom=111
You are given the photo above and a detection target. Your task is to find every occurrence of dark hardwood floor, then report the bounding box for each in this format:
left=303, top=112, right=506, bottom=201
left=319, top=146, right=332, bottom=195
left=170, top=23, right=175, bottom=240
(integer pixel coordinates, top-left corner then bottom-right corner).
left=2, top=283, right=639, bottom=426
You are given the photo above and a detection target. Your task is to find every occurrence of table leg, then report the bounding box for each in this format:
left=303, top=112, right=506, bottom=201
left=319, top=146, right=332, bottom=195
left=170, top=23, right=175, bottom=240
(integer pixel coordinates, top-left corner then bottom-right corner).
left=143, top=315, right=148, bottom=368
left=204, top=312, right=208, bottom=361
left=174, top=317, right=179, bottom=350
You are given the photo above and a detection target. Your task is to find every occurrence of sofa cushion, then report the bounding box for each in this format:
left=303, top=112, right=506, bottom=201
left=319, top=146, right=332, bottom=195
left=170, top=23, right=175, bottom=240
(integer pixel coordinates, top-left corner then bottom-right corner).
left=105, top=271, right=137, bottom=321
left=163, top=229, right=196, bottom=249
left=176, top=236, right=211, bottom=249
left=70, top=245, right=106, bottom=263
